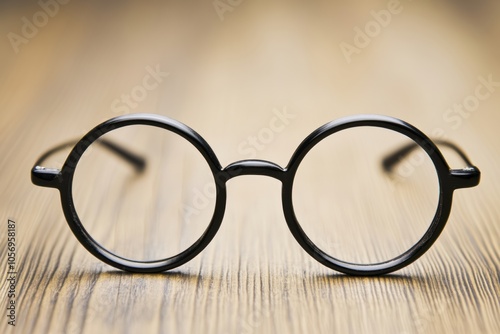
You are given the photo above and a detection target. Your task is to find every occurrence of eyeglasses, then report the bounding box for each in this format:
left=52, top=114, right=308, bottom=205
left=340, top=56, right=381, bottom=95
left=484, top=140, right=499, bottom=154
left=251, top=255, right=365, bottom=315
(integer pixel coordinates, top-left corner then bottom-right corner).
left=32, top=114, right=480, bottom=275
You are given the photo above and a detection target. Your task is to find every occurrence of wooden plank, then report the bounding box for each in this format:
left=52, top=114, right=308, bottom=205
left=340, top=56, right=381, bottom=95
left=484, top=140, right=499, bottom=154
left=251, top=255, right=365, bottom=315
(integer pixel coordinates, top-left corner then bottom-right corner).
left=1, top=1, right=499, bottom=333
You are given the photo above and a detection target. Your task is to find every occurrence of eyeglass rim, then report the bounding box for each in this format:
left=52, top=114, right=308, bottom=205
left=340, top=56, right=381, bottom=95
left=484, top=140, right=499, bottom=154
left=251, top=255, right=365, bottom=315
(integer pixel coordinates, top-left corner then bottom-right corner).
left=51, top=113, right=466, bottom=275
left=282, top=115, right=453, bottom=275
left=58, top=114, right=225, bottom=272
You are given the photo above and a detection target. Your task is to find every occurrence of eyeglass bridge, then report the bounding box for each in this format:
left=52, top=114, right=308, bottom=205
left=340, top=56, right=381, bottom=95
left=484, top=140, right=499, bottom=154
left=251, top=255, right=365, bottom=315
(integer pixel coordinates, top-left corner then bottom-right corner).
left=222, top=160, right=286, bottom=181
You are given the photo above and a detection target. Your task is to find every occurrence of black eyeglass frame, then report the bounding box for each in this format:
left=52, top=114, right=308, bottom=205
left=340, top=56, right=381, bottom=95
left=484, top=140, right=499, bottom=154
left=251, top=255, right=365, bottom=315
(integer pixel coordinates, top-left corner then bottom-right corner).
left=32, top=114, right=480, bottom=276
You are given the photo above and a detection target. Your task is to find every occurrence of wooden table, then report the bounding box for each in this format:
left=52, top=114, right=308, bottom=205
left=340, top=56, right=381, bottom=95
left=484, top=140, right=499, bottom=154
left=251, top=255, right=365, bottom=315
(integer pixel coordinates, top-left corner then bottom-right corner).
left=1, top=1, right=499, bottom=333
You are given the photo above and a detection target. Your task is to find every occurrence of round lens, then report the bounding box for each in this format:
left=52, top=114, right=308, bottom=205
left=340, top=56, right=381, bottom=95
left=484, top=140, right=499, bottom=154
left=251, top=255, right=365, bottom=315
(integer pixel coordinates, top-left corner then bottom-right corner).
left=72, top=124, right=217, bottom=262
left=292, top=126, right=440, bottom=265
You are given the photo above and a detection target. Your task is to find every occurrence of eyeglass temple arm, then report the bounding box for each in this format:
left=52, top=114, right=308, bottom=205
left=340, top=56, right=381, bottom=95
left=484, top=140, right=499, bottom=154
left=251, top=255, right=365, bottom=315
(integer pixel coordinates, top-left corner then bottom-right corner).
left=382, top=139, right=480, bottom=189
left=32, top=138, right=146, bottom=188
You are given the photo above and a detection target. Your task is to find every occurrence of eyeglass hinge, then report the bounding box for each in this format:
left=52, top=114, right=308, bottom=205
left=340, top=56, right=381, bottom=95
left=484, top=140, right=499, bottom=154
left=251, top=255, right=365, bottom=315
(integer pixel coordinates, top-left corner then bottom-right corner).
left=449, top=166, right=480, bottom=190
left=32, top=166, right=62, bottom=189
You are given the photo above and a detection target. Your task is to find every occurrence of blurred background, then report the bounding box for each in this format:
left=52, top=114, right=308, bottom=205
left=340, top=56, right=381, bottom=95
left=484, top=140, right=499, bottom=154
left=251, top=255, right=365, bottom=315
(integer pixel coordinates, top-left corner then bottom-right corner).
left=1, top=0, right=499, bottom=165
left=1, top=1, right=500, bottom=333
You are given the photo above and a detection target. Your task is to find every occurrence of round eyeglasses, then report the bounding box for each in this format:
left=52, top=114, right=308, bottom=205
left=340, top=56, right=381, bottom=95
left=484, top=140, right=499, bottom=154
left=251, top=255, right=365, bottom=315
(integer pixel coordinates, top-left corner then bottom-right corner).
left=32, top=114, right=480, bottom=275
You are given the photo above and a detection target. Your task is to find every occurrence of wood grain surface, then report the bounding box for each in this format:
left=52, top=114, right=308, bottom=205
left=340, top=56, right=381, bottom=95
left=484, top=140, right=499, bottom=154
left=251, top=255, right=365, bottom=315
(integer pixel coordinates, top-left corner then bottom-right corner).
left=1, top=1, right=499, bottom=333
